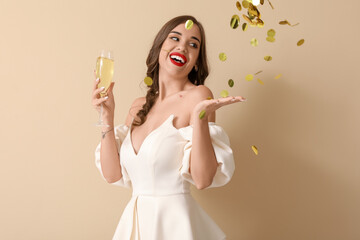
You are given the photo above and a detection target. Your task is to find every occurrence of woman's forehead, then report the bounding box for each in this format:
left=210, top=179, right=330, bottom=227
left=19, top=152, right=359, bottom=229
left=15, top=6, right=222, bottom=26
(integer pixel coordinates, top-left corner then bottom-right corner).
left=170, top=23, right=201, bottom=41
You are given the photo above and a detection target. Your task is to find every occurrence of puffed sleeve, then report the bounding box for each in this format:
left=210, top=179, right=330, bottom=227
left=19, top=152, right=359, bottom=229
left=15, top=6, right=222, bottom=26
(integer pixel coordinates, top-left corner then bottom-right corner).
left=178, top=122, right=235, bottom=189
left=95, top=124, right=132, bottom=188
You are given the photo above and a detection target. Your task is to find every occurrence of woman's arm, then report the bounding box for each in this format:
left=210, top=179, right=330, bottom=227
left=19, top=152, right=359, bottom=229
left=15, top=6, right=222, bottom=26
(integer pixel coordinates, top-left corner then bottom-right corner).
left=188, top=86, right=218, bottom=190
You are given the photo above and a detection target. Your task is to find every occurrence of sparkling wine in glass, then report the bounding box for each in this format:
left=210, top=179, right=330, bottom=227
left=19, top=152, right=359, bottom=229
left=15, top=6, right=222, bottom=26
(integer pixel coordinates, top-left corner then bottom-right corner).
left=95, top=50, right=114, bottom=127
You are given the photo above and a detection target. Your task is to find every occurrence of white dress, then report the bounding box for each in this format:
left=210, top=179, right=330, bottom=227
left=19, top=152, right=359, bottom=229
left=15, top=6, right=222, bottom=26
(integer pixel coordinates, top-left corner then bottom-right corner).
left=95, top=114, right=235, bottom=240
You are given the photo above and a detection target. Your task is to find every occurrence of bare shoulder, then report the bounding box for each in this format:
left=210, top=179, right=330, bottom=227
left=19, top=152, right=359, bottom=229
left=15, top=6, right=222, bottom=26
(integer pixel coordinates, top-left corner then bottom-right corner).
left=188, top=85, right=216, bottom=124
left=124, top=97, right=146, bottom=127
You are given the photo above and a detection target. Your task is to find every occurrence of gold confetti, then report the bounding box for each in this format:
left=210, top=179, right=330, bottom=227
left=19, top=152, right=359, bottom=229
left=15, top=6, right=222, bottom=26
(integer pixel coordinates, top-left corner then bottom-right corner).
left=228, top=79, right=234, bottom=87
left=255, top=70, right=263, bottom=75
left=248, top=3, right=260, bottom=18
left=266, top=36, right=276, bottom=42
left=279, top=19, right=299, bottom=27
left=252, top=145, right=258, bottom=155
left=199, top=110, right=206, bottom=119
left=144, top=76, right=153, bottom=86
left=206, top=96, right=213, bottom=100
left=242, top=23, right=248, bottom=31
left=236, top=1, right=242, bottom=11
left=257, top=79, right=264, bottom=85
left=274, top=74, right=282, bottom=79
left=230, top=15, right=240, bottom=29
left=242, top=0, right=250, bottom=8
left=267, top=0, right=274, bottom=9
left=219, top=52, right=227, bottom=61
left=250, top=38, right=258, bottom=47
left=220, top=90, right=229, bottom=98
left=185, top=20, right=194, bottom=30
left=267, top=29, right=276, bottom=37
left=264, top=55, right=272, bottom=61
left=245, top=74, right=254, bottom=81
left=297, top=39, right=305, bottom=46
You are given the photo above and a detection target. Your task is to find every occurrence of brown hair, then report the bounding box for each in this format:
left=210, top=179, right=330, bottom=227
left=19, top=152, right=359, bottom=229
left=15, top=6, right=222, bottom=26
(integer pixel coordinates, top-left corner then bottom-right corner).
left=132, top=15, right=209, bottom=127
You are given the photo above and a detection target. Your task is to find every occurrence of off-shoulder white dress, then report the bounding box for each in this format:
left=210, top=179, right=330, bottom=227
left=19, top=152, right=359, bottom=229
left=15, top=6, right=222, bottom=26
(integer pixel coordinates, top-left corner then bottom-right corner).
left=95, top=114, right=235, bottom=240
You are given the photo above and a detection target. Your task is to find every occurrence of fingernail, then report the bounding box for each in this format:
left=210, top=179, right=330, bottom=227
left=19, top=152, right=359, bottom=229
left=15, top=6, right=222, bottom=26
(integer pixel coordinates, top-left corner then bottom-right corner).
left=100, top=86, right=105, bottom=90
left=241, top=98, right=247, bottom=102
left=96, top=78, right=100, bottom=82
left=104, top=96, right=108, bottom=99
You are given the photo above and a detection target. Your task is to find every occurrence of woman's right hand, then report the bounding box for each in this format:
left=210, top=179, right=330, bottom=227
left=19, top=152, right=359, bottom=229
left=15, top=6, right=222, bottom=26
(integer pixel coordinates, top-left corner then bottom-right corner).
left=92, top=70, right=116, bottom=125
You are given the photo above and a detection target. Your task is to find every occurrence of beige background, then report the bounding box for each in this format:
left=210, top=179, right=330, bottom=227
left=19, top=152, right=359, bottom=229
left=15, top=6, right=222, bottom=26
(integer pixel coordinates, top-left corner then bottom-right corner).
left=1, top=0, right=359, bottom=239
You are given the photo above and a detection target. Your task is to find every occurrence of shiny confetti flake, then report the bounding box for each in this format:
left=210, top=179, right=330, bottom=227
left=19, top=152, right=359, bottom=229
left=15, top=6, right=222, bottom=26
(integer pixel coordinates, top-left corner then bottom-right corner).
left=297, top=39, right=305, bottom=46
left=274, top=74, right=282, bottom=79
left=220, top=90, right=229, bottom=98
left=250, top=38, right=258, bottom=47
left=185, top=20, right=194, bottom=30
left=228, top=79, right=234, bottom=87
left=266, top=36, right=275, bottom=42
left=252, top=145, right=258, bottom=155
left=264, top=55, right=272, bottom=61
left=242, top=22, right=248, bottom=31
left=219, top=52, right=227, bottom=61
left=206, top=96, right=213, bottom=100
left=257, top=79, right=264, bottom=85
left=242, top=0, right=250, bottom=8
left=267, top=0, right=274, bottom=9
left=236, top=1, right=242, bottom=11
left=279, top=19, right=299, bottom=27
left=252, top=0, right=260, bottom=5
left=199, top=110, right=206, bottom=119
left=245, top=74, right=254, bottom=81
left=255, top=70, right=263, bottom=75
left=144, top=76, right=153, bottom=86
left=230, top=15, right=240, bottom=29
left=267, top=29, right=276, bottom=37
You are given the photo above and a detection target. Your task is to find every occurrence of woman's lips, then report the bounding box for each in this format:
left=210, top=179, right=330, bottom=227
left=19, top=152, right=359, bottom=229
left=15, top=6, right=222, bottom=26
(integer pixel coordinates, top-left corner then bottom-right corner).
left=169, top=52, right=187, bottom=67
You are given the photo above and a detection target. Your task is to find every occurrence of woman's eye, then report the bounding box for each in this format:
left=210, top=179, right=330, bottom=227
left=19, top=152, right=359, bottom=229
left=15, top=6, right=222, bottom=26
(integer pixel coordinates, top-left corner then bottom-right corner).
left=170, top=37, right=179, bottom=41
left=190, top=43, right=198, bottom=48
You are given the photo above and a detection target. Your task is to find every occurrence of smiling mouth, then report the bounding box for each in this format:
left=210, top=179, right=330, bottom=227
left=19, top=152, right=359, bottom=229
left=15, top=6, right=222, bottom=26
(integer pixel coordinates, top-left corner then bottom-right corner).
left=169, top=52, right=187, bottom=67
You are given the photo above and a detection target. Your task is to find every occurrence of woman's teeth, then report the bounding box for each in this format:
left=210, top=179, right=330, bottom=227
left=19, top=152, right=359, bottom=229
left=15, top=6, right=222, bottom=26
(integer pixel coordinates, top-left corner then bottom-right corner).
left=170, top=55, right=185, bottom=64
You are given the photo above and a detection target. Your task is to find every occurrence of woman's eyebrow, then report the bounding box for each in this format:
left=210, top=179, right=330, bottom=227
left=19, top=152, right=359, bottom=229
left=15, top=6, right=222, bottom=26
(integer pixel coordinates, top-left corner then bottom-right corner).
left=170, top=31, right=200, bottom=43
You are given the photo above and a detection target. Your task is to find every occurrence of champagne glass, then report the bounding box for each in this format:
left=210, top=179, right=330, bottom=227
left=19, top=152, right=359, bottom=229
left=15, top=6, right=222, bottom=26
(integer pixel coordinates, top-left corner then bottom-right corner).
left=95, top=50, right=114, bottom=127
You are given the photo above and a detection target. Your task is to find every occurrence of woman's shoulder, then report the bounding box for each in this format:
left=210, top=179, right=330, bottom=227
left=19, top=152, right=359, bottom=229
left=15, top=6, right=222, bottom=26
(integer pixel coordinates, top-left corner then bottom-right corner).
left=188, top=84, right=214, bottom=102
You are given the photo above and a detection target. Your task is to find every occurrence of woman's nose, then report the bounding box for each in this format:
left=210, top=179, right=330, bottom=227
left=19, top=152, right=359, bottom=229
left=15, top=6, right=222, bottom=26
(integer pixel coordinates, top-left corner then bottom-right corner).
left=176, top=44, right=187, bottom=53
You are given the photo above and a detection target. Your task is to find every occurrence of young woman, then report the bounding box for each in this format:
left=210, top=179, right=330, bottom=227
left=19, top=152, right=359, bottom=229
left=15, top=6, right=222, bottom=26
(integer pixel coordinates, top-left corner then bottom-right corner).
left=92, top=15, right=246, bottom=240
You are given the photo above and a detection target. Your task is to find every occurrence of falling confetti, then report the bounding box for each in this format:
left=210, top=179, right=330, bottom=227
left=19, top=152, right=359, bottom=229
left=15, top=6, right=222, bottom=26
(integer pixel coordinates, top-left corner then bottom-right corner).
left=267, top=29, right=275, bottom=37
left=274, top=74, right=282, bottom=79
left=230, top=15, right=240, bottom=29
left=279, top=19, right=299, bottom=27
left=228, top=79, right=234, bottom=87
left=206, top=96, right=213, bottom=100
left=219, top=52, right=227, bottom=61
left=266, top=36, right=275, bottom=42
left=242, top=0, right=250, bottom=8
left=199, top=110, right=206, bottom=119
left=185, top=20, right=194, bottom=30
left=220, top=90, right=229, bottom=97
left=250, top=38, right=259, bottom=47
left=264, top=55, right=272, bottom=61
left=257, top=79, right=264, bottom=85
left=236, top=1, right=242, bottom=11
left=297, top=39, right=305, bottom=46
left=242, top=23, right=248, bottom=31
left=252, top=145, right=259, bottom=155
left=267, top=0, right=274, bottom=9
left=255, top=70, right=263, bottom=75
left=144, top=76, right=153, bottom=86
left=245, top=74, right=254, bottom=81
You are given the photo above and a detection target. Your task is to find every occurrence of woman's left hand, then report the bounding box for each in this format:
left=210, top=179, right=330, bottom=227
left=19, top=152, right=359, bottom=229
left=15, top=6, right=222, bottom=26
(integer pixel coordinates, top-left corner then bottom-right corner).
left=192, top=95, right=246, bottom=122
